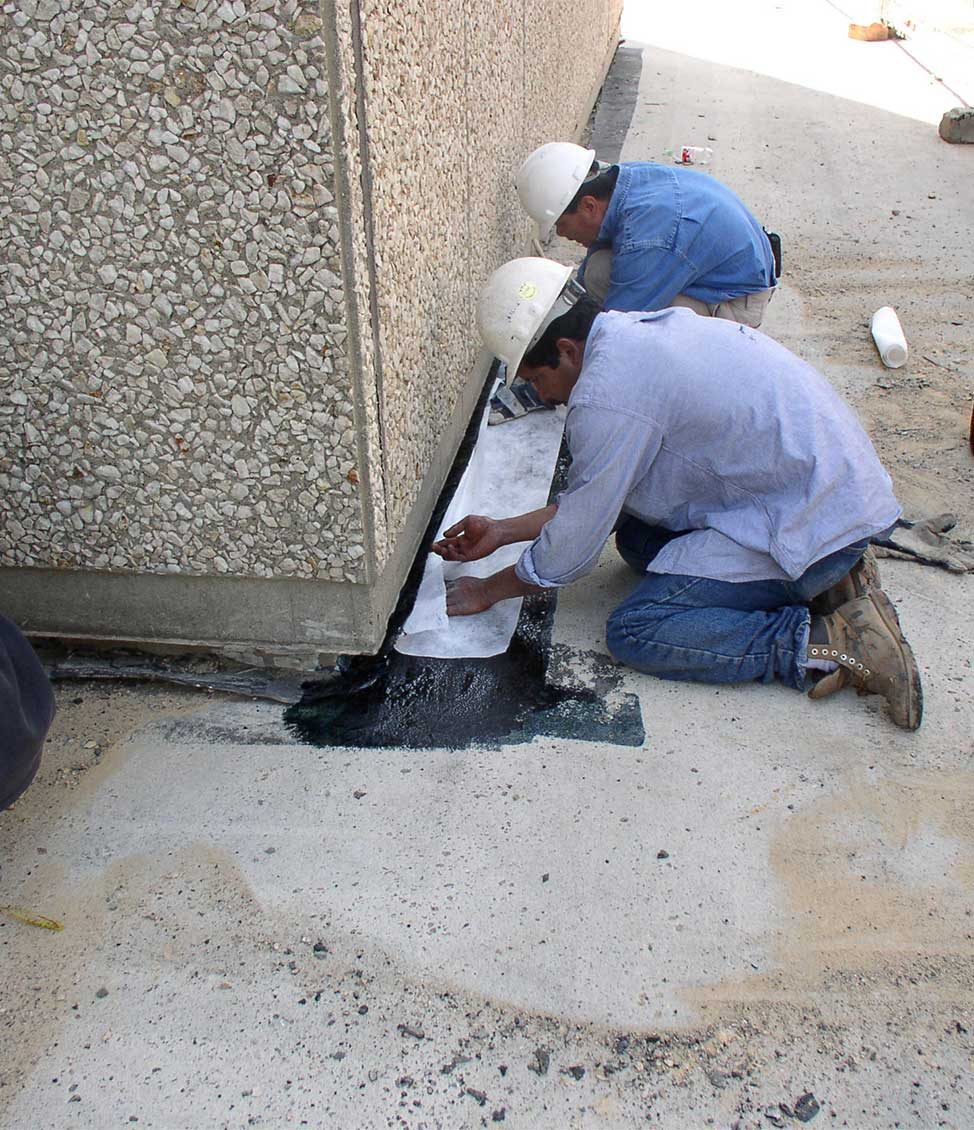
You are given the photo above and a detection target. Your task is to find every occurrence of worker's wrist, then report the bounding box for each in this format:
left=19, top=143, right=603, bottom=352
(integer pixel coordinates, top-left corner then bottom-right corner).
left=483, top=566, right=538, bottom=605
left=481, top=569, right=511, bottom=606
left=495, top=516, right=519, bottom=547
left=497, top=506, right=554, bottom=547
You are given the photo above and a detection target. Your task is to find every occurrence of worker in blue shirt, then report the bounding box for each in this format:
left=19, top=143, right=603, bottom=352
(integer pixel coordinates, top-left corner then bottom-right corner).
left=436, top=258, right=922, bottom=731
left=516, top=142, right=777, bottom=328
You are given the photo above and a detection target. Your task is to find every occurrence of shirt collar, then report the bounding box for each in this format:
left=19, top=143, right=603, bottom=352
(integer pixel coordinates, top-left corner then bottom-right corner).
left=567, top=313, right=610, bottom=409
left=596, top=163, right=629, bottom=242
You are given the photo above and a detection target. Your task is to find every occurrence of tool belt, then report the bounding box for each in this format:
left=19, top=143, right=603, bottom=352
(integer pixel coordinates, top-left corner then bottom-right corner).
left=763, top=228, right=782, bottom=279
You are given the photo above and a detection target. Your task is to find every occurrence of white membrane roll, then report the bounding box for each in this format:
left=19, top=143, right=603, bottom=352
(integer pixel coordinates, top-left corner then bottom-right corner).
left=395, top=383, right=565, bottom=659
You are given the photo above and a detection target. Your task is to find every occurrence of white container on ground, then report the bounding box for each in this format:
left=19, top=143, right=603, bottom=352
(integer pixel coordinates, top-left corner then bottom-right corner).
left=870, top=306, right=909, bottom=368
left=677, top=145, right=713, bottom=165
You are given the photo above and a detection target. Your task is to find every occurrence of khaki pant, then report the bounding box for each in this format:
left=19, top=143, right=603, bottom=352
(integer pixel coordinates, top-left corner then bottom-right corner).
left=583, top=247, right=773, bottom=329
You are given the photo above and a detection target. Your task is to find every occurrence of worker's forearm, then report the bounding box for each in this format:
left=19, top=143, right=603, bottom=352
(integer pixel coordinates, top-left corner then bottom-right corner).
left=497, top=504, right=557, bottom=546
left=483, top=564, right=545, bottom=605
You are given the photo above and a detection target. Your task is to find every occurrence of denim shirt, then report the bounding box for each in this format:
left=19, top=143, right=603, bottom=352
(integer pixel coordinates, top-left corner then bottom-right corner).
left=579, top=162, right=776, bottom=311
left=515, top=309, right=901, bottom=587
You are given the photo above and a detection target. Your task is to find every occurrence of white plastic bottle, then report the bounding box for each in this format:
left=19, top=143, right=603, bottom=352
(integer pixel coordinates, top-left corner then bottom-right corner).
left=870, top=306, right=909, bottom=368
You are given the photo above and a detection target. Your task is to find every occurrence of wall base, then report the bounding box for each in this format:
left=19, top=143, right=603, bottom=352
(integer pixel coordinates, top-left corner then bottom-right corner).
left=3, top=351, right=492, bottom=668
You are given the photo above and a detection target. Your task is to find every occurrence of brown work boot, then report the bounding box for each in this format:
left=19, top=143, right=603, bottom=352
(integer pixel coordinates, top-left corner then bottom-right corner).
left=808, top=548, right=893, bottom=699
left=806, top=589, right=922, bottom=730
left=809, top=546, right=882, bottom=616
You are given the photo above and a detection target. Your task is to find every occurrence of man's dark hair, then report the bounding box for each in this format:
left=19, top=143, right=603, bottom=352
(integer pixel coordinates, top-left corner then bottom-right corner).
left=562, top=161, right=619, bottom=214
left=522, top=296, right=601, bottom=370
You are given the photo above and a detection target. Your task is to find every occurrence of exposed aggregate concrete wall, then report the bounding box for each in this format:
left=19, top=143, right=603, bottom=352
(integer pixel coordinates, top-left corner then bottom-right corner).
left=0, top=0, right=621, bottom=655
left=359, top=0, right=624, bottom=548
left=0, top=0, right=368, bottom=584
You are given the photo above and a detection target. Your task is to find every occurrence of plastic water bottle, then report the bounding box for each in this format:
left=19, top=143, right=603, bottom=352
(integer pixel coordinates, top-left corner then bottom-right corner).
left=677, top=145, right=713, bottom=166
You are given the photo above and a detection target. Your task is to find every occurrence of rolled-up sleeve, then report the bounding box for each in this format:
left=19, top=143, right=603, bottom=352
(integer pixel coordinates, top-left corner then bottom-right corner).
left=515, top=403, right=663, bottom=587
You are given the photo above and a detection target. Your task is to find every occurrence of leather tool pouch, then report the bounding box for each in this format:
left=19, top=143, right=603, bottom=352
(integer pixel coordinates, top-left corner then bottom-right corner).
left=763, top=228, right=782, bottom=278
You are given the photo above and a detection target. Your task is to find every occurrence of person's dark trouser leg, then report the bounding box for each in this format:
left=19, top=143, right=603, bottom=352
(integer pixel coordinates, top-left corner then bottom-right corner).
left=614, top=515, right=683, bottom=574
left=0, top=614, right=56, bottom=809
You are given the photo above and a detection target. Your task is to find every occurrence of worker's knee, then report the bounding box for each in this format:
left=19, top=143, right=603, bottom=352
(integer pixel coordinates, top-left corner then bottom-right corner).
left=582, top=248, right=612, bottom=306
left=605, top=611, right=630, bottom=667
left=605, top=605, right=660, bottom=674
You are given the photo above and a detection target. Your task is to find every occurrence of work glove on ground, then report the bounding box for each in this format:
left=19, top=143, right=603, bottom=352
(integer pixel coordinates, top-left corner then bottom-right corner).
left=873, top=514, right=974, bottom=573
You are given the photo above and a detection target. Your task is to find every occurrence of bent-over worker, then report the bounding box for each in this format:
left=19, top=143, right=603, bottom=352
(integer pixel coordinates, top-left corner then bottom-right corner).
left=434, top=258, right=922, bottom=730
left=516, top=142, right=777, bottom=328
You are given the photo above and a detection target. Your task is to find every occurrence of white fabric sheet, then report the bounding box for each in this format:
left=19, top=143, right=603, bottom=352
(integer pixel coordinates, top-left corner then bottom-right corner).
left=395, top=385, right=565, bottom=659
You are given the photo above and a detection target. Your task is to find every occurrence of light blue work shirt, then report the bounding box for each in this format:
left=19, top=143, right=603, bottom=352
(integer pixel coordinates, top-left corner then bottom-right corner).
left=515, top=309, right=901, bottom=587
left=578, top=162, right=776, bottom=311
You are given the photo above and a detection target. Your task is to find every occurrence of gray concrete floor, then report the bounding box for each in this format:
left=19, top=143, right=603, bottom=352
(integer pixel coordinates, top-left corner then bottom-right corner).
left=3, top=2, right=974, bottom=1127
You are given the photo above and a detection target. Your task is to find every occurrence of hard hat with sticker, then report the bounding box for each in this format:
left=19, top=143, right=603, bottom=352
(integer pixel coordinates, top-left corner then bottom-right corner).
left=477, top=257, right=574, bottom=384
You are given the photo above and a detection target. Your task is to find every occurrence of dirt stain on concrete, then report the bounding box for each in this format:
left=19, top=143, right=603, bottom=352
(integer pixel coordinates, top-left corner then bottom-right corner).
left=28, top=683, right=212, bottom=799
left=680, top=767, right=974, bottom=1021
left=770, top=767, right=974, bottom=964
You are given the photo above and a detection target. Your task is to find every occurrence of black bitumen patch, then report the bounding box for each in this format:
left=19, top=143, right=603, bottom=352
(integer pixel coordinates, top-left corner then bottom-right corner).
left=286, top=369, right=644, bottom=752
left=284, top=594, right=643, bottom=751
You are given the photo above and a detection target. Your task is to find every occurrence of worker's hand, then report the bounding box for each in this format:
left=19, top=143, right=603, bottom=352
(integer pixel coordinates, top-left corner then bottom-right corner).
left=445, top=576, right=494, bottom=617
left=432, top=514, right=504, bottom=563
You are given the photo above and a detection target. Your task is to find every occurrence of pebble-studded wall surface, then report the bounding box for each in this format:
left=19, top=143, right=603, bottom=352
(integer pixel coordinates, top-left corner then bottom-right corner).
left=0, top=0, right=620, bottom=598
left=357, top=0, right=623, bottom=548
left=0, top=0, right=366, bottom=584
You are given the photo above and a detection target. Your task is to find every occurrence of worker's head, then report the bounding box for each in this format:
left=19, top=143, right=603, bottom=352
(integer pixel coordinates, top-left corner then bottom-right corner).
left=518, top=296, right=600, bottom=405
left=516, top=142, right=616, bottom=243
left=477, top=257, right=598, bottom=403
left=554, top=162, right=617, bottom=246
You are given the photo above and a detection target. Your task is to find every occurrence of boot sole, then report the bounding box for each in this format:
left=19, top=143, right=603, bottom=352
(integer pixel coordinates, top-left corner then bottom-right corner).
left=868, top=588, right=923, bottom=730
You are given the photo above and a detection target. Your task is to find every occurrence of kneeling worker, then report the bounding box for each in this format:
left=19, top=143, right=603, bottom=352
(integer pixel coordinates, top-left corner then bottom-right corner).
left=434, top=259, right=922, bottom=730
left=517, top=142, right=777, bottom=328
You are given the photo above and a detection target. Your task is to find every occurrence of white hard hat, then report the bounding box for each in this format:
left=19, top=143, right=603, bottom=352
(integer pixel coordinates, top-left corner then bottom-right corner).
left=515, top=142, right=597, bottom=239
left=477, top=257, right=583, bottom=383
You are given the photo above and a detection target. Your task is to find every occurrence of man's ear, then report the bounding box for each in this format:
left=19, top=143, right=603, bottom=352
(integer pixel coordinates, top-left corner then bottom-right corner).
left=555, top=337, right=583, bottom=367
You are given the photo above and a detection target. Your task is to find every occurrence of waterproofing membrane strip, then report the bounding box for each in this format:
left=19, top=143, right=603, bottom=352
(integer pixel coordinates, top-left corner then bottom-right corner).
left=395, top=381, right=566, bottom=659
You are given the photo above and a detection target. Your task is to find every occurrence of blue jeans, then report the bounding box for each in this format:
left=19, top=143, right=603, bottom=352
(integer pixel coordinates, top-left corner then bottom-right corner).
left=605, top=517, right=876, bottom=690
